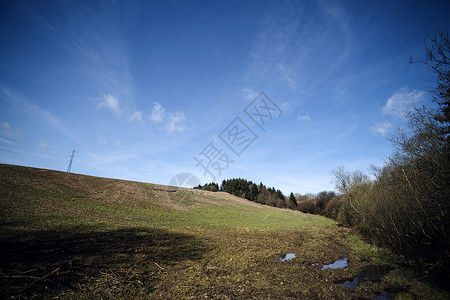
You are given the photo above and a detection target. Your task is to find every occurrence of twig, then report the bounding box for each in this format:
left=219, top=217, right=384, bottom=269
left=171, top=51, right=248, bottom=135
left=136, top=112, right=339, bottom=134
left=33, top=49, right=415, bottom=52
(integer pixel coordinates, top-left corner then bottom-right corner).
left=19, top=267, right=60, bottom=292
left=2, top=275, right=40, bottom=279
left=154, top=262, right=164, bottom=270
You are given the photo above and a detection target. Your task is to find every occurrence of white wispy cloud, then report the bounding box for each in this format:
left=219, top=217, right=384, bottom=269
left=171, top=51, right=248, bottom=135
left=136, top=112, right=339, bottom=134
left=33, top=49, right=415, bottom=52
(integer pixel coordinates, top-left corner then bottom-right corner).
left=338, top=124, right=358, bottom=139
left=0, top=122, right=21, bottom=137
left=247, top=5, right=299, bottom=77
left=382, top=88, right=425, bottom=117
left=242, top=88, right=259, bottom=101
left=371, top=121, right=392, bottom=136
left=276, top=63, right=297, bottom=89
left=98, top=94, right=121, bottom=116
left=246, top=1, right=353, bottom=97
left=297, top=114, right=311, bottom=122
left=0, top=86, right=79, bottom=142
left=58, top=2, right=137, bottom=119
left=129, top=111, right=143, bottom=122
left=166, top=112, right=187, bottom=134
left=38, top=141, right=48, bottom=150
left=149, top=102, right=188, bottom=134
left=150, top=102, right=165, bottom=123
left=317, top=0, right=352, bottom=57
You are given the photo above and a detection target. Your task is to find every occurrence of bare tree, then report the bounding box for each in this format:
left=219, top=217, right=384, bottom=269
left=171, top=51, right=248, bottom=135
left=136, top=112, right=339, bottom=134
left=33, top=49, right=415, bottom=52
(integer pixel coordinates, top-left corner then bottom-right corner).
left=411, top=29, right=450, bottom=132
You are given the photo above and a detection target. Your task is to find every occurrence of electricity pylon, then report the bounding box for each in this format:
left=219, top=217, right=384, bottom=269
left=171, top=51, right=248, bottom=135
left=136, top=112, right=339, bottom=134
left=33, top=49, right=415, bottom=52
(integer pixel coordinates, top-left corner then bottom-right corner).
left=67, top=149, right=75, bottom=173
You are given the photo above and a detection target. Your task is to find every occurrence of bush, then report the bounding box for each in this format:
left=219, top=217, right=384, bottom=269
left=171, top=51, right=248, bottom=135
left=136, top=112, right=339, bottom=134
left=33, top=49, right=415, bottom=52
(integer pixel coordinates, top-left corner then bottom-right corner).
left=203, top=185, right=218, bottom=192
left=316, top=191, right=336, bottom=211
left=321, top=195, right=341, bottom=220
left=297, top=197, right=319, bottom=214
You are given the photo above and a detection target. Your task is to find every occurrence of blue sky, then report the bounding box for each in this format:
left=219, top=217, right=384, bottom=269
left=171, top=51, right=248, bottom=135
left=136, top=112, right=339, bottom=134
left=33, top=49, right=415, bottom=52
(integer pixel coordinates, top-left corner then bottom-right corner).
left=1, top=0, right=449, bottom=195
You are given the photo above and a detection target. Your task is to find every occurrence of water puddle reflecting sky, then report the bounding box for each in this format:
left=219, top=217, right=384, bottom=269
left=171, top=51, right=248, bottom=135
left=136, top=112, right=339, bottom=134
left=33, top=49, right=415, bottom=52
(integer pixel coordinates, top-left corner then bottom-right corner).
left=273, top=253, right=296, bottom=262
left=321, top=257, right=348, bottom=270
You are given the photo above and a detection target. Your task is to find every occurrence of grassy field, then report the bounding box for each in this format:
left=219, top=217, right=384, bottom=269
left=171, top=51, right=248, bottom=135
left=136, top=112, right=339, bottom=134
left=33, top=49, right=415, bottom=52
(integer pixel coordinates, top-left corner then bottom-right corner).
left=0, top=164, right=448, bottom=299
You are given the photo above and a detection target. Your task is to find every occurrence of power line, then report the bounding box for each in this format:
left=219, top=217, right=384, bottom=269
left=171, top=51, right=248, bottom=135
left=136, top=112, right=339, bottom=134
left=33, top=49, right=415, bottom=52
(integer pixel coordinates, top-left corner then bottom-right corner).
left=0, top=146, right=65, bottom=163
left=0, top=142, right=57, bottom=156
left=0, top=139, right=65, bottom=161
left=0, top=137, right=63, bottom=157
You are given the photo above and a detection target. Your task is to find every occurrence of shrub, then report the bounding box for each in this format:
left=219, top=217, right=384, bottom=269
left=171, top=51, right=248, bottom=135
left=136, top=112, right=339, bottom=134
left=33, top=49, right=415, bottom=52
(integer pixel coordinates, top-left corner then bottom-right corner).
left=321, top=195, right=341, bottom=220
left=316, top=191, right=336, bottom=211
left=297, top=197, right=319, bottom=214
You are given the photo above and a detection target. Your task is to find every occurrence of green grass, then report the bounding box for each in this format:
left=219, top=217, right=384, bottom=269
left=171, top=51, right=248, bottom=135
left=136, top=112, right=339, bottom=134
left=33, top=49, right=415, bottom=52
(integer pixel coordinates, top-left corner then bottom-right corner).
left=0, top=164, right=448, bottom=299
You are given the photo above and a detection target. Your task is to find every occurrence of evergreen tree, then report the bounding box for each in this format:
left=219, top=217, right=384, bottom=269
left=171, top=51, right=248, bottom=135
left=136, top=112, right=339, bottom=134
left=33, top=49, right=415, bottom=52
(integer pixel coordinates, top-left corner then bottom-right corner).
left=250, top=183, right=259, bottom=201
left=276, top=189, right=285, bottom=200
left=289, top=192, right=297, bottom=207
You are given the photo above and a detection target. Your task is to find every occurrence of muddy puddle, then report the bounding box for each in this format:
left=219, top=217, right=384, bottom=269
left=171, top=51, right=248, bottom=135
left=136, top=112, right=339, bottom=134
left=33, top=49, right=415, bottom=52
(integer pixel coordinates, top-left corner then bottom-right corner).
left=372, top=292, right=391, bottom=300
left=320, top=258, right=393, bottom=299
left=338, top=264, right=393, bottom=299
left=341, top=264, right=391, bottom=290
left=273, top=253, right=296, bottom=262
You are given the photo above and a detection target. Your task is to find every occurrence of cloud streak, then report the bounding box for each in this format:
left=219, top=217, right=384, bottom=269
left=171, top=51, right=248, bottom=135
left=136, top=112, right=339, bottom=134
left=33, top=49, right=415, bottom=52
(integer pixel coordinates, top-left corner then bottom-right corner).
left=371, top=121, right=392, bottom=137
left=129, top=111, right=143, bottom=122
left=98, top=94, right=121, bottom=116
left=382, top=88, right=425, bottom=117
left=38, top=141, right=48, bottom=150
left=0, top=86, right=80, bottom=143
left=297, top=114, right=311, bottom=122
left=149, top=102, right=188, bottom=134
left=276, top=63, right=297, bottom=89
left=0, top=122, right=21, bottom=138
left=242, top=88, right=259, bottom=101
left=166, top=112, right=187, bottom=134
left=150, top=102, right=165, bottom=123
left=49, top=2, right=138, bottom=120
left=246, top=1, right=354, bottom=95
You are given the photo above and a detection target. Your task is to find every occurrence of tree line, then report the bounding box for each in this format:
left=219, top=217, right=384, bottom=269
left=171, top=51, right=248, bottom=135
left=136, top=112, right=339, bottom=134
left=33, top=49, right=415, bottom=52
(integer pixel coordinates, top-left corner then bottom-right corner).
left=195, top=178, right=299, bottom=209
left=195, top=179, right=340, bottom=215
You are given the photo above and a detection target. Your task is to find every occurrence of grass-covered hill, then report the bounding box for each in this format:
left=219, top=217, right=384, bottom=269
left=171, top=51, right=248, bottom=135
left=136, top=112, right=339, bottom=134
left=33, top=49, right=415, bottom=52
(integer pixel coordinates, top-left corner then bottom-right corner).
left=0, top=164, right=448, bottom=299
